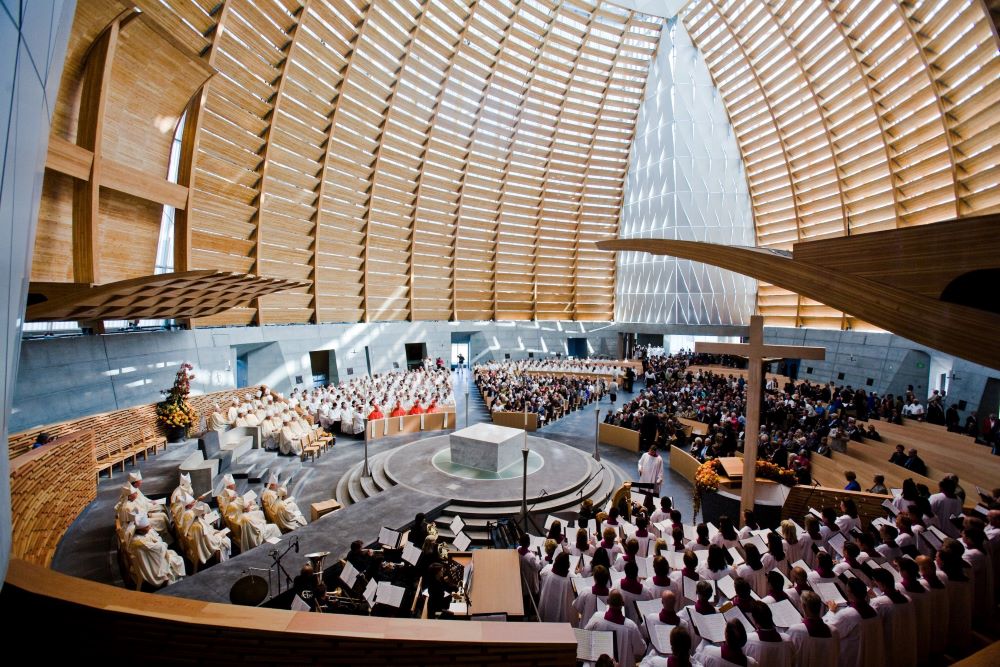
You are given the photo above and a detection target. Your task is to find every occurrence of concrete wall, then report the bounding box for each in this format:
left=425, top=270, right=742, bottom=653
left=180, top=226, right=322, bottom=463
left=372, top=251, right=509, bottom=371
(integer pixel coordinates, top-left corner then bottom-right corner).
left=1, top=0, right=76, bottom=583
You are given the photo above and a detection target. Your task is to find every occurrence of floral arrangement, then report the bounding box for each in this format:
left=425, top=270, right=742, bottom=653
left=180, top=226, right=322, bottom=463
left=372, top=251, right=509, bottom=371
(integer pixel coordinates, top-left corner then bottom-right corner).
left=692, top=456, right=797, bottom=517
left=156, top=363, right=198, bottom=430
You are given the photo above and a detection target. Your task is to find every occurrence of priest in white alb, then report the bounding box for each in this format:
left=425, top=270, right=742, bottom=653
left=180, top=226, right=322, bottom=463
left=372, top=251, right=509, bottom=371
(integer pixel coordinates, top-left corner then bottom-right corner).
left=128, top=513, right=185, bottom=587
left=117, top=481, right=172, bottom=542
left=638, top=445, right=664, bottom=496
left=279, top=414, right=304, bottom=455
left=208, top=402, right=229, bottom=432
left=262, top=474, right=308, bottom=532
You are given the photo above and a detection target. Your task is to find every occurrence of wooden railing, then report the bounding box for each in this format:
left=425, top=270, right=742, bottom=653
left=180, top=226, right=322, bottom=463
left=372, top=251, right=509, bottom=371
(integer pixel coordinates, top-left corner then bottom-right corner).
left=492, top=411, right=539, bottom=431
left=782, top=485, right=892, bottom=530
left=10, top=430, right=97, bottom=567
left=367, top=409, right=457, bottom=440
left=8, top=384, right=272, bottom=460
left=669, top=445, right=701, bottom=484
left=3, top=560, right=577, bottom=665
left=597, top=422, right=640, bottom=451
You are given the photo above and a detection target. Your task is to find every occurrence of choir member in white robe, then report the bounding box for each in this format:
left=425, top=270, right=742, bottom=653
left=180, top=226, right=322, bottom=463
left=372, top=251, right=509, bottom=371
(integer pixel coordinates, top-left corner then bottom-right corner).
left=960, top=520, right=994, bottom=627
left=939, top=539, right=973, bottom=654
left=619, top=560, right=653, bottom=624
left=537, top=552, right=577, bottom=624
left=779, top=521, right=805, bottom=567
left=262, top=475, right=307, bottom=532
left=583, top=590, right=647, bottom=667
left=637, top=446, right=664, bottom=496
left=178, top=495, right=231, bottom=566
left=279, top=415, right=304, bottom=456
left=786, top=591, right=839, bottom=667
left=517, top=534, right=542, bottom=600
left=642, top=590, right=691, bottom=643
left=928, top=477, right=963, bottom=538
left=573, top=564, right=611, bottom=629
left=735, top=544, right=769, bottom=598
left=824, top=577, right=884, bottom=667
left=697, top=618, right=759, bottom=667
left=208, top=402, right=229, bottom=432
left=128, top=514, right=185, bottom=587
left=895, top=557, right=932, bottom=662
left=917, top=554, right=950, bottom=658
left=643, top=555, right=673, bottom=599
left=745, top=603, right=794, bottom=667
left=869, top=569, right=917, bottom=667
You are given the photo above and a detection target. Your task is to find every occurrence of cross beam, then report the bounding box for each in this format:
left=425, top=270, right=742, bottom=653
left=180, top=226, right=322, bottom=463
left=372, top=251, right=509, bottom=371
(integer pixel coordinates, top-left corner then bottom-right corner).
left=695, top=316, right=825, bottom=522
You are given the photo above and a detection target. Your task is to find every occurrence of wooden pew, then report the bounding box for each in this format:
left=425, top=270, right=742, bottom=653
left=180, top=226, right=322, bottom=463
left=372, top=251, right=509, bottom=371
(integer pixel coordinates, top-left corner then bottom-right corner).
left=782, top=485, right=891, bottom=530
left=491, top=412, right=538, bottom=431
left=677, top=416, right=709, bottom=437
left=367, top=410, right=456, bottom=441
left=670, top=445, right=701, bottom=485
left=598, top=422, right=640, bottom=452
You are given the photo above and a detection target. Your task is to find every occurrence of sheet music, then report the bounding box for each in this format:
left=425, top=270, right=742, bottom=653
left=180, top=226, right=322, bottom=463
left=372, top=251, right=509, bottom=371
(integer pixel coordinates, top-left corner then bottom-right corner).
left=597, top=597, right=608, bottom=614
left=689, top=609, right=726, bottom=643
left=921, top=529, right=943, bottom=551
left=341, top=560, right=361, bottom=589
left=723, top=606, right=755, bottom=636
left=284, top=496, right=296, bottom=505
left=790, top=559, right=810, bottom=573
left=815, top=581, right=846, bottom=606
left=728, top=547, right=744, bottom=567
left=153, top=497, right=167, bottom=506
left=452, top=531, right=471, bottom=552
left=767, top=599, right=802, bottom=628
left=363, top=578, right=377, bottom=607
left=204, top=510, right=220, bottom=524
left=827, top=533, right=846, bottom=557
left=653, top=521, right=671, bottom=536
left=683, top=524, right=697, bottom=542
left=648, top=623, right=675, bottom=655
left=740, top=535, right=768, bottom=552
left=573, top=629, right=616, bottom=662
left=882, top=499, right=898, bottom=515
left=376, top=580, right=406, bottom=608
left=635, top=556, right=650, bottom=579
left=808, top=507, right=823, bottom=519
left=620, top=521, right=637, bottom=539
left=450, top=515, right=466, bottom=535
left=610, top=568, right=626, bottom=588
left=544, top=515, right=559, bottom=531
left=682, top=576, right=698, bottom=602
left=631, top=491, right=648, bottom=506
left=567, top=554, right=581, bottom=575
left=890, top=488, right=902, bottom=499
left=716, top=575, right=736, bottom=600
left=872, top=517, right=893, bottom=530
left=378, top=526, right=400, bottom=548
left=695, top=550, right=710, bottom=565
left=448, top=601, right=468, bottom=615
left=666, top=551, right=685, bottom=570
left=573, top=575, right=595, bottom=594
left=217, top=527, right=230, bottom=538
left=529, top=534, right=546, bottom=551
left=881, top=561, right=902, bottom=583
left=242, top=489, right=257, bottom=504
left=265, top=535, right=281, bottom=544
left=706, top=523, right=720, bottom=540
left=636, top=598, right=661, bottom=618
left=402, top=541, right=422, bottom=565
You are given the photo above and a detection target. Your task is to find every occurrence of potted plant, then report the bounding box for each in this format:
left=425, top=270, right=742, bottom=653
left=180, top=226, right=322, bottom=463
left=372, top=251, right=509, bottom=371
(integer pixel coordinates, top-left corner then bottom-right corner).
left=156, top=363, right=198, bottom=442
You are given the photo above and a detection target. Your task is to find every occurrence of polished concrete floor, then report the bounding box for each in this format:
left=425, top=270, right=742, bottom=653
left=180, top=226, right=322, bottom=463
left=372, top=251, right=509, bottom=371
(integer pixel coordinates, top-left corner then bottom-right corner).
left=52, top=368, right=695, bottom=587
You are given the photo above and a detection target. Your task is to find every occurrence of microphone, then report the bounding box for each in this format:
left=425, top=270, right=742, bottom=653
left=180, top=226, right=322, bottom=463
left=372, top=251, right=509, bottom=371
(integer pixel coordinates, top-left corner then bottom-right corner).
left=294, top=537, right=300, bottom=553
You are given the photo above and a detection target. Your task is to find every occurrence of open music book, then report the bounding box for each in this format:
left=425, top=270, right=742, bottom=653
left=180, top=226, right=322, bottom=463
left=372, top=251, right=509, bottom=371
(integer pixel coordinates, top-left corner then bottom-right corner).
left=767, top=599, right=802, bottom=628
left=573, top=629, right=616, bottom=662
left=688, top=609, right=726, bottom=644
left=375, top=580, right=406, bottom=608
left=647, top=623, right=675, bottom=655
left=378, top=526, right=402, bottom=549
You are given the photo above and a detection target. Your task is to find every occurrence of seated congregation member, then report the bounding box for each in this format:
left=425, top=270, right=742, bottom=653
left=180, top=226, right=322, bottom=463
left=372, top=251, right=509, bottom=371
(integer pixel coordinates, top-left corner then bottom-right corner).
left=745, top=602, right=794, bottom=667
left=261, top=474, right=307, bottom=532
left=574, top=564, right=611, bottom=629
left=697, top=618, right=759, bottom=667
left=824, top=576, right=884, bottom=667
left=584, top=590, right=646, bottom=667
left=538, top=552, right=576, bottom=624
left=787, top=591, right=839, bottom=667
left=870, top=568, right=917, bottom=667
left=128, top=514, right=185, bottom=587
left=177, top=493, right=231, bottom=567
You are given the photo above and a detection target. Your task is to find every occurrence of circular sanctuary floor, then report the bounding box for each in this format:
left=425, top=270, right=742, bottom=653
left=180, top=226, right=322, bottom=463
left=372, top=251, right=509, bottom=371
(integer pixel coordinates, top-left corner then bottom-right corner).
left=382, top=434, right=595, bottom=506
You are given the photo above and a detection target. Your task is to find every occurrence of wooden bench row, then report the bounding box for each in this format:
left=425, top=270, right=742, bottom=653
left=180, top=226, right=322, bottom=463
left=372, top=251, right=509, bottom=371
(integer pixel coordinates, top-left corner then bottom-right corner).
left=367, top=410, right=457, bottom=440
left=491, top=411, right=539, bottom=431
left=10, top=430, right=97, bottom=567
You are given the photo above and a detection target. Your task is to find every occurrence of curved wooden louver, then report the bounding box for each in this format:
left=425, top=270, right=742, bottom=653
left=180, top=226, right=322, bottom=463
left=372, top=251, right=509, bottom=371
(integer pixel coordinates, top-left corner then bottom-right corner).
left=161, top=0, right=664, bottom=325
left=681, top=0, right=1000, bottom=330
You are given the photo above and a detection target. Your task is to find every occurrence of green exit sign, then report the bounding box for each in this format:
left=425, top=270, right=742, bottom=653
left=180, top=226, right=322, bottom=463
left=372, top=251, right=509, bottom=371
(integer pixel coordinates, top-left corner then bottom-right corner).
left=916, top=362, right=926, bottom=368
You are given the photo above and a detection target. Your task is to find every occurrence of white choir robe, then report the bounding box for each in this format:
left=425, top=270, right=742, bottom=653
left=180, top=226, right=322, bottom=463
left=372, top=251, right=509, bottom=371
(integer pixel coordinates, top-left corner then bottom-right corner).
left=236, top=508, right=281, bottom=552
left=642, top=578, right=672, bottom=601
left=735, top=564, right=769, bottom=598
left=227, top=406, right=239, bottom=423
left=245, top=412, right=260, bottom=427
left=620, top=584, right=653, bottom=625
left=537, top=572, right=577, bottom=624
left=786, top=623, right=840, bottom=667
left=962, top=544, right=994, bottom=625
left=783, top=539, right=806, bottom=567
left=573, top=588, right=609, bottom=629
left=519, top=550, right=541, bottom=598
left=761, top=554, right=788, bottom=577
left=128, top=531, right=185, bottom=587
left=897, top=584, right=932, bottom=661
left=262, top=488, right=308, bottom=532
left=637, top=452, right=664, bottom=495
left=643, top=612, right=691, bottom=644
left=208, top=411, right=229, bottom=432
left=744, top=631, right=795, bottom=667
left=697, top=645, right=759, bottom=667
left=179, top=509, right=231, bottom=565
left=919, top=575, right=950, bottom=656
left=583, top=612, right=647, bottom=667
left=279, top=426, right=303, bottom=455
left=928, top=493, right=962, bottom=538
left=871, top=594, right=917, bottom=667
left=825, top=606, right=885, bottom=667
left=944, top=576, right=972, bottom=653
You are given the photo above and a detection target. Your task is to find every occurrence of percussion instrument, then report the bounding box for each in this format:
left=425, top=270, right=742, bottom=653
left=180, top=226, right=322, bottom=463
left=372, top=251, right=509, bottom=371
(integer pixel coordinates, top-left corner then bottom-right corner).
left=229, top=574, right=268, bottom=606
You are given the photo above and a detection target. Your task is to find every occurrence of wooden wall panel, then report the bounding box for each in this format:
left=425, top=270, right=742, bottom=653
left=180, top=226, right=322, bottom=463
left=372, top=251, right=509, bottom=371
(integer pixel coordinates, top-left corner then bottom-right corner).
left=681, top=0, right=1000, bottom=331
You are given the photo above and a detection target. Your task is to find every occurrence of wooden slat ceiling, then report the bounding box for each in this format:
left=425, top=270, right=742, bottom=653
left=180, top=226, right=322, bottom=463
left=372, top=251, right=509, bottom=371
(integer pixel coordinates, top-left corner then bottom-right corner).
left=680, top=0, right=1000, bottom=330
left=165, top=0, right=664, bottom=325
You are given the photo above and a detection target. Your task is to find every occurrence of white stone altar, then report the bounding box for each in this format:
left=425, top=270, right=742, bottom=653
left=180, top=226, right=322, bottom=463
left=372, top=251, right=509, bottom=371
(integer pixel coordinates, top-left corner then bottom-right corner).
left=449, top=423, right=524, bottom=472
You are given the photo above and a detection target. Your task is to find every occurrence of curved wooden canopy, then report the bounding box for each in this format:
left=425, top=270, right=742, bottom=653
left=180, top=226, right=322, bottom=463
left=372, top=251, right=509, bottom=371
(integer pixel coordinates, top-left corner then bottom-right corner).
left=597, top=221, right=1000, bottom=370
left=26, top=271, right=308, bottom=323
left=679, top=0, right=1000, bottom=330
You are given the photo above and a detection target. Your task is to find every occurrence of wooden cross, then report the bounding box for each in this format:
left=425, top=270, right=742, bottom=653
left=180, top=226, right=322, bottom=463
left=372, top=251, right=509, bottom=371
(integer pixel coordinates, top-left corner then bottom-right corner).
left=694, top=316, right=826, bottom=522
